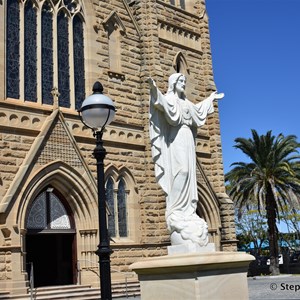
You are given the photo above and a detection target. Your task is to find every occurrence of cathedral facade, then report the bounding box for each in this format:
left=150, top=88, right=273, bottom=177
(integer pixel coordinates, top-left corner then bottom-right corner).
left=0, top=0, right=236, bottom=295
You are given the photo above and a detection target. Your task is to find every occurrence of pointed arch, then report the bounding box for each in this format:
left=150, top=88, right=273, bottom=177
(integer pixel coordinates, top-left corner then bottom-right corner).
left=102, top=11, right=126, bottom=34
left=105, top=165, right=119, bottom=182
left=197, top=183, right=220, bottom=228
left=197, top=183, right=222, bottom=250
left=104, top=165, right=140, bottom=242
left=26, top=187, right=74, bottom=231
left=118, top=166, right=138, bottom=191
left=103, top=11, right=126, bottom=75
left=17, top=161, right=98, bottom=231
left=173, top=51, right=190, bottom=75
left=195, top=161, right=222, bottom=249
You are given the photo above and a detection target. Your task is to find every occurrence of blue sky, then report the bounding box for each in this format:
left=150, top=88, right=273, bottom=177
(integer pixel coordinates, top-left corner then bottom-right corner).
left=206, top=0, right=300, bottom=174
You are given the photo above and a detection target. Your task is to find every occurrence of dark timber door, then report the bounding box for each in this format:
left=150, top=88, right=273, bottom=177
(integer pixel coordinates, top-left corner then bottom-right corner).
left=26, top=233, right=75, bottom=287
left=25, top=188, right=76, bottom=287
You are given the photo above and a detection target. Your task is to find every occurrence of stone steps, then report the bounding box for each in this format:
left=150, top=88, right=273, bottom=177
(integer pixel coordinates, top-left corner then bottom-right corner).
left=0, top=281, right=140, bottom=300
left=0, top=291, right=10, bottom=299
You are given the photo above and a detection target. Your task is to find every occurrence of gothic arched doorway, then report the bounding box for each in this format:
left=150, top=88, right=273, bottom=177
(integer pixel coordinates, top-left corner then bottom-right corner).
left=25, top=187, right=77, bottom=287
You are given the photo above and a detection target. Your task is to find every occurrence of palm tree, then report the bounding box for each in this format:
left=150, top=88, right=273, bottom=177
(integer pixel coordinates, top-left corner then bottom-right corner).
left=226, top=130, right=300, bottom=275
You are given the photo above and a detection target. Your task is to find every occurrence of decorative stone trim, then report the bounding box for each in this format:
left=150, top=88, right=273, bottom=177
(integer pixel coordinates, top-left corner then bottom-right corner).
left=158, top=20, right=202, bottom=53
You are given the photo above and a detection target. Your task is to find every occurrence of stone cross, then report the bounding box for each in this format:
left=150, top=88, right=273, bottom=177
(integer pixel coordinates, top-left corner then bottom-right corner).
left=51, top=87, right=60, bottom=109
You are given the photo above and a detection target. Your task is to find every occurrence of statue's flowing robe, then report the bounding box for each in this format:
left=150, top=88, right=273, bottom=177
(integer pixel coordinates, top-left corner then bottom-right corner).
left=149, top=89, right=214, bottom=244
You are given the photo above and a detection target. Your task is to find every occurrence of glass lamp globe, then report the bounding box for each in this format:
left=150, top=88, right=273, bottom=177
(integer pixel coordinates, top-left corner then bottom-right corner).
left=79, top=81, right=116, bottom=131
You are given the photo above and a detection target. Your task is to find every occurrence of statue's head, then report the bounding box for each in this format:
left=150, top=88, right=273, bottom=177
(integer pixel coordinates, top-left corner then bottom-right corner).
left=167, top=73, right=186, bottom=97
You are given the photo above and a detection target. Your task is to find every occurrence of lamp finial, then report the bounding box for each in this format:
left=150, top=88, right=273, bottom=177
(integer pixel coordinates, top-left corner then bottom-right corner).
left=93, top=81, right=104, bottom=94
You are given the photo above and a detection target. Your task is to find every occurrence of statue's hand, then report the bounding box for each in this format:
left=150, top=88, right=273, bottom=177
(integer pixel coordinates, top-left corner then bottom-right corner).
left=211, top=91, right=224, bottom=100
left=146, top=77, right=158, bottom=99
left=146, top=77, right=156, bottom=88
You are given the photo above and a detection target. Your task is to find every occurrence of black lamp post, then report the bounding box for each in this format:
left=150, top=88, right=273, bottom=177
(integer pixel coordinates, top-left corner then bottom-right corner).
left=78, top=81, right=116, bottom=300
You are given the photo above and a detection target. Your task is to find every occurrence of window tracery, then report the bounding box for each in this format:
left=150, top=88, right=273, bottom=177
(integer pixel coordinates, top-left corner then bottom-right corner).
left=6, top=0, right=85, bottom=108
left=106, top=176, right=128, bottom=238
left=26, top=189, right=71, bottom=231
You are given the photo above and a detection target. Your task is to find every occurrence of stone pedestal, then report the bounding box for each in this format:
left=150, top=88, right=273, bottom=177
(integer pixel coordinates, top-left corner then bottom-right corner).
left=130, top=252, right=254, bottom=300
left=167, top=242, right=215, bottom=255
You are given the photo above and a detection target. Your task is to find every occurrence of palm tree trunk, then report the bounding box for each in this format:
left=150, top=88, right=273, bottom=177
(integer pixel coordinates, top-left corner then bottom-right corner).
left=266, top=185, right=280, bottom=275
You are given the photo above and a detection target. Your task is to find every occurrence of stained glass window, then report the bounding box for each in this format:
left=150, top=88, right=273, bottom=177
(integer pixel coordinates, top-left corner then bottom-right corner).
left=57, top=10, right=70, bottom=108
left=5, top=0, right=85, bottom=107
left=73, top=15, right=85, bottom=110
left=106, top=177, right=116, bottom=237
left=6, top=0, right=20, bottom=99
left=27, top=193, right=47, bottom=229
left=24, top=0, right=37, bottom=102
left=117, top=178, right=127, bottom=237
left=42, top=2, right=54, bottom=105
left=26, top=190, right=71, bottom=230
left=50, top=194, right=71, bottom=229
left=106, top=177, right=128, bottom=238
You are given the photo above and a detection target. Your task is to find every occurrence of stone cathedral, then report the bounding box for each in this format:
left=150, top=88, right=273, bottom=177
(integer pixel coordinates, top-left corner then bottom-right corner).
left=0, top=0, right=237, bottom=296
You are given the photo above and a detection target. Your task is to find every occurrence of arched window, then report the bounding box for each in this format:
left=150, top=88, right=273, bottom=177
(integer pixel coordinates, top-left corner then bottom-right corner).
left=73, top=15, right=85, bottom=110
left=106, top=177, right=116, bottom=237
left=105, top=167, right=141, bottom=242
left=105, top=176, right=128, bottom=238
left=173, top=51, right=190, bottom=75
left=117, top=178, right=127, bottom=237
left=5, top=0, right=85, bottom=108
left=26, top=189, right=73, bottom=232
left=6, top=0, right=20, bottom=99
left=24, top=0, right=37, bottom=102
left=42, top=1, right=54, bottom=104
left=57, top=9, right=70, bottom=107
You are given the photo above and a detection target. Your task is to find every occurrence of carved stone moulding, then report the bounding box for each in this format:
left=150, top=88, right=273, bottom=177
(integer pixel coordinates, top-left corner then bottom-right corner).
left=0, top=111, right=43, bottom=130
left=158, top=20, right=202, bottom=53
left=70, top=121, right=144, bottom=146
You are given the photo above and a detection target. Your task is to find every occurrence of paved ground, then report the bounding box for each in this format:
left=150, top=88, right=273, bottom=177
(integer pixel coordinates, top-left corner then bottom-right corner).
left=248, top=274, right=300, bottom=300
left=119, top=275, right=300, bottom=300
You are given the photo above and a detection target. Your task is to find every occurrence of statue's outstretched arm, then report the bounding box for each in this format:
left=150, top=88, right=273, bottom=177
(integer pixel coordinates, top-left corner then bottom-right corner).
left=146, top=77, right=158, bottom=100
left=209, top=91, right=225, bottom=101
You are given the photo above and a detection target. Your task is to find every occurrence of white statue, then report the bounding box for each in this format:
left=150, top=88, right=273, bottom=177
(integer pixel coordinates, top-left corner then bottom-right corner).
left=147, top=73, right=224, bottom=247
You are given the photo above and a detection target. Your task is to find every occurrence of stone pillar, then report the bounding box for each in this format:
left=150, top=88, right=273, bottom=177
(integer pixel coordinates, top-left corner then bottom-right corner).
left=218, top=193, right=238, bottom=251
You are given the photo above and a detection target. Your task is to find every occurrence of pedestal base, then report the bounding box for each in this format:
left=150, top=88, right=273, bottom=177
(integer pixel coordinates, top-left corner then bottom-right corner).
left=168, top=242, right=215, bottom=255
left=130, top=251, right=254, bottom=300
